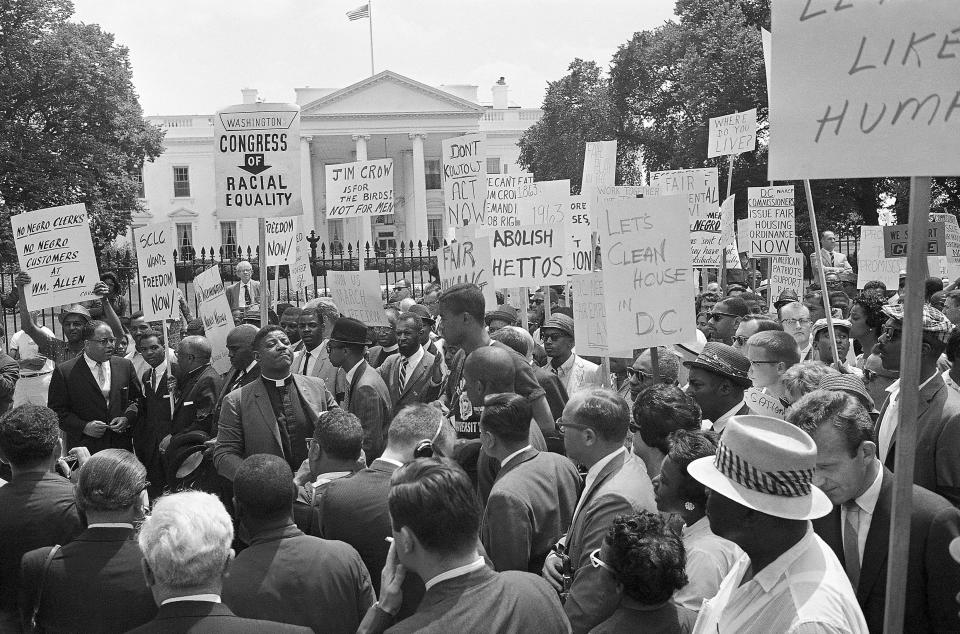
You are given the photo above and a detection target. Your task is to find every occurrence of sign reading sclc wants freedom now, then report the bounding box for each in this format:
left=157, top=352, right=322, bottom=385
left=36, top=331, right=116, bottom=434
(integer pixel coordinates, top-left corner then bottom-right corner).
left=214, top=103, right=301, bottom=219
left=134, top=222, right=177, bottom=321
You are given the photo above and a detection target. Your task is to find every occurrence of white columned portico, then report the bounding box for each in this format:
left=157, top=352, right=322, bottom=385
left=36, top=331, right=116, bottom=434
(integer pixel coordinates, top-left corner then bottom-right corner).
left=300, top=136, right=315, bottom=235
left=409, top=132, right=428, bottom=244
left=346, top=133, right=373, bottom=256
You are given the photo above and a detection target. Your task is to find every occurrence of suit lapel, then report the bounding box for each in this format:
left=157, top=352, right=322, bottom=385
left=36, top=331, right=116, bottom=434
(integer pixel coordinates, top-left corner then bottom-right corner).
left=495, top=448, right=538, bottom=482
left=250, top=379, right=283, bottom=449
left=292, top=374, right=321, bottom=427
left=858, top=470, right=893, bottom=603
left=349, top=361, right=368, bottom=401
left=108, top=358, right=126, bottom=414
left=400, top=356, right=427, bottom=398
left=886, top=376, right=942, bottom=459
left=76, top=356, right=107, bottom=407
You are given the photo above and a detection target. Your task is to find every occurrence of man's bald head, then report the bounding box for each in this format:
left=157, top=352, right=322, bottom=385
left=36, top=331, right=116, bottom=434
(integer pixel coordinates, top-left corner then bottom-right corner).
left=463, top=346, right=516, bottom=401
left=226, top=324, right=259, bottom=370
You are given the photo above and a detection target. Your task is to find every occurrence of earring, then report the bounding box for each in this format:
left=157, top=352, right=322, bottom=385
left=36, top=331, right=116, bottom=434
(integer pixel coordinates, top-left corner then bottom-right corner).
left=684, top=501, right=696, bottom=512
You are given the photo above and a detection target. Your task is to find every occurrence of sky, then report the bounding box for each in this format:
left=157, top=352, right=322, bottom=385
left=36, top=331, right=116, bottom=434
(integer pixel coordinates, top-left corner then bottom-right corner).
left=71, top=0, right=676, bottom=116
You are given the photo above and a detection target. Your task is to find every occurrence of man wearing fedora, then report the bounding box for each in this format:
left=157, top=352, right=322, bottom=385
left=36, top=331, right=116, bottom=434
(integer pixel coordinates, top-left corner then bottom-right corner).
left=326, top=317, right=391, bottom=462
left=541, top=314, right=598, bottom=398
left=683, top=342, right=752, bottom=433
left=214, top=325, right=338, bottom=482
left=688, top=415, right=868, bottom=633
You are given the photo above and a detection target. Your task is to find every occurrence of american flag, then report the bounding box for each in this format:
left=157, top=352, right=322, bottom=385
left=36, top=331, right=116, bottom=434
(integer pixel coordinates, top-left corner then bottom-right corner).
left=346, top=4, right=369, bottom=20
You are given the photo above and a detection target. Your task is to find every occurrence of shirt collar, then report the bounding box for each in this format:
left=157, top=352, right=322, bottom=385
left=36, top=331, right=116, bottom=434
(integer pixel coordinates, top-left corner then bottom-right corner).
left=714, top=400, right=746, bottom=432
left=404, top=345, right=425, bottom=367
left=152, top=360, right=168, bottom=378
left=424, top=558, right=486, bottom=591
left=161, top=594, right=221, bottom=606
left=681, top=515, right=711, bottom=538
left=750, top=525, right=815, bottom=593
left=87, top=522, right=134, bottom=529
left=500, top=445, right=533, bottom=469
left=383, top=344, right=399, bottom=353
left=261, top=374, right=293, bottom=387
left=853, top=460, right=883, bottom=515
left=308, top=342, right=326, bottom=356
left=888, top=371, right=938, bottom=397
left=84, top=353, right=106, bottom=370
left=345, top=359, right=364, bottom=384
left=586, top=446, right=626, bottom=483
left=552, top=353, right=576, bottom=373
left=243, top=360, right=257, bottom=374
left=376, top=457, right=404, bottom=468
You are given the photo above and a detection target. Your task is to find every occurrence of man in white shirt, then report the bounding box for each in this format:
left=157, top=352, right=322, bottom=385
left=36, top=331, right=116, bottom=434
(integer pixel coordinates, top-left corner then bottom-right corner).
left=788, top=389, right=960, bottom=633
left=778, top=301, right=815, bottom=360
left=226, top=261, right=261, bottom=313
left=540, top=314, right=598, bottom=397
left=293, top=304, right=345, bottom=399
left=8, top=320, right=55, bottom=407
left=687, top=415, right=868, bottom=634
left=812, top=230, right=853, bottom=279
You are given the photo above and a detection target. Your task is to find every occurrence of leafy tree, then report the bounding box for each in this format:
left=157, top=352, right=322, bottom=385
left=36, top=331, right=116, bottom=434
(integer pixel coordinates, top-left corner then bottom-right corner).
left=0, top=0, right=164, bottom=261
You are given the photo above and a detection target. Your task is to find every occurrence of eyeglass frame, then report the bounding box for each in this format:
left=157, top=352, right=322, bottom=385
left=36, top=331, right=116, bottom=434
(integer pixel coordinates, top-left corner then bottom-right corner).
left=779, top=317, right=814, bottom=328
left=555, top=417, right=591, bottom=436
left=589, top=548, right=617, bottom=575
left=626, top=367, right=653, bottom=381
left=708, top=311, right=740, bottom=322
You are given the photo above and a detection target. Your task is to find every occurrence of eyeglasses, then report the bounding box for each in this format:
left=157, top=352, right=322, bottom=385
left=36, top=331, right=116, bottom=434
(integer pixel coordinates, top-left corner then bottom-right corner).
left=749, top=359, right=781, bottom=368
left=88, top=337, right=116, bottom=346
left=626, top=368, right=653, bottom=381
left=732, top=335, right=749, bottom=347
left=541, top=332, right=565, bottom=342
left=555, top=418, right=590, bottom=436
left=589, top=548, right=617, bottom=575
left=708, top=311, right=739, bottom=321
left=779, top=318, right=813, bottom=328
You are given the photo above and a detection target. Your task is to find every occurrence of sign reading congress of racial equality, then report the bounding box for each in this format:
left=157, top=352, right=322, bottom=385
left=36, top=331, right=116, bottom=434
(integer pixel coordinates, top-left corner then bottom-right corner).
left=769, top=0, right=960, bottom=179
left=439, top=232, right=497, bottom=309
left=193, top=266, right=235, bottom=373
left=11, top=204, right=100, bottom=311
left=598, top=195, right=695, bottom=349
left=214, top=102, right=301, bottom=219
left=442, top=133, right=486, bottom=227
left=747, top=186, right=795, bottom=256
left=708, top=109, right=758, bottom=158
left=568, top=195, right=593, bottom=273
left=134, top=222, right=177, bottom=321
left=484, top=172, right=533, bottom=227
left=482, top=224, right=566, bottom=287
left=328, top=270, right=387, bottom=326
left=264, top=216, right=298, bottom=267
left=324, top=159, right=394, bottom=218
left=649, top=168, right=720, bottom=267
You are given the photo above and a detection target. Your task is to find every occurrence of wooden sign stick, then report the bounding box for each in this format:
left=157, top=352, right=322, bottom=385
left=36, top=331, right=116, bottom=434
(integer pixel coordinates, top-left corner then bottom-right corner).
left=161, top=318, right=174, bottom=417
left=258, top=218, right=270, bottom=327
left=803, top=181, right=841, bottom=368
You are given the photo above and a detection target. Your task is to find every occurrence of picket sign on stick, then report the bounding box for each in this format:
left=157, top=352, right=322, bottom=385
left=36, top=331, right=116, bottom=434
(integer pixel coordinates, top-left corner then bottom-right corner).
left=161, top=319, right=174, bottom=417
left=720, top=157, right=735, bottom=294
left=542, top=285, right=552, bottom=322
left=258, top=219, right=269, bottom=327
left=803, top=181, right=840, bottom=369
left=520, top=289, right=529, bottom=331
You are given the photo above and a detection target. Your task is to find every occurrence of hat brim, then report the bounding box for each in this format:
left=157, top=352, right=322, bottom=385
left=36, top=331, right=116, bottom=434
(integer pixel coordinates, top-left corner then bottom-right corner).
left=329, top=337, right=372, bottom=346
left=687, top=456, right=832, bottom=521
left=175, top=451, right=205, bottom=479
left=681, top=360, right=752, bottom=388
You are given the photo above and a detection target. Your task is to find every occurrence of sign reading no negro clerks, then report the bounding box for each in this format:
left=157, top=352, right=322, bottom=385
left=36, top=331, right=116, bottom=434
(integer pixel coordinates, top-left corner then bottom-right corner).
left=134, top=222, right=177, bottom=321
left=11, top=204, right=100, bottom=311
left=324, top=159, right=395, bottom=217
left=215, top=103, right=301, bottom=219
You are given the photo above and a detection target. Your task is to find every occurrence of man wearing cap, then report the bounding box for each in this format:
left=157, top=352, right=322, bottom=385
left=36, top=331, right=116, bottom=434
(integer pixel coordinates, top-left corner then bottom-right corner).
left=688, top=415, right=868, bottom=633
left=683, top=343, right=752, bottom=433
left=407, top=304, right=443, bottom=360
left=839, top=271, right=859, bottom=299
left=773, top=289, right=800, bottom=314
left=789, top=390, right=960, bottom=633
left=214, top=325, right=338, bottom=481
left=378, top=312, right=442, bottom=418
left=541, top=314, right=598, bottom=398
left=326, top=318, right=391, bottom=462
left=876, top=304, right=960, bottom=506
left=812, top=230, right=853, bottom=280
left=703, top=297, right=749, bottom=346
left=811, top=318, right=857, bottom=370
left=226, top=261, right=261, bottom=312
left=294, top=303, right=346, bottom=400
left=484, top=305, right=517, bottom=335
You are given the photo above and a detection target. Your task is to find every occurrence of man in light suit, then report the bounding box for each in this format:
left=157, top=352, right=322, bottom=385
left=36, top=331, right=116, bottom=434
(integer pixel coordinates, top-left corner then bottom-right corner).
left=225, top=260, right=262, bottom=312
left=812, top=230, right=853, bottom=279
left=293, top=304, right=346, bottom=400
left=543, top=388, right=656, bottom=633
left=540, top=314, right=598, bottom=398
left=213, top=325, right=337, bottom=481
left=479, top=393, right=580, bottom=573
left=377, top=312, right=442, bottom=417
left=327, top=318, right=391, bottom=462
left=47, top=320, right=141, bottom=453
left=875, top=304, right=960, bottom=506
left=789, top=390, right=960, bottom=633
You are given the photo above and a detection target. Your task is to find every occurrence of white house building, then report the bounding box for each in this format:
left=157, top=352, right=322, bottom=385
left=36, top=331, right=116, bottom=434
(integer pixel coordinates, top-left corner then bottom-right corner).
left=136, top=71, right=542, bottom=257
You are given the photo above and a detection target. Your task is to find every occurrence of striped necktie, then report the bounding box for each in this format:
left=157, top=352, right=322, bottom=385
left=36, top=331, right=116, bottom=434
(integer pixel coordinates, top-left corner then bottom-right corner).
left=399, top=357, right=409, bottom=392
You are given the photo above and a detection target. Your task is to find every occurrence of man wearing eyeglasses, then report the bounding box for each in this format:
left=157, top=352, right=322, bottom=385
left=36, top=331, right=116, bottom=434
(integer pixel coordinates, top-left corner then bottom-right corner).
left=627, top=348, right=679, bottom=402
left=777, top=301, right=815, bottom=359
left=47, top=320, right=142, bottom=453
left=702, top=297, right=749, bottom=346
left=541, top=314, right=598, bottom=398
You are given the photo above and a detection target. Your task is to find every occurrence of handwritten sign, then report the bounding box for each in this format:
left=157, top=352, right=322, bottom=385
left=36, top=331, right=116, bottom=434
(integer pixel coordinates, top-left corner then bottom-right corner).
left=328, top=270, right=387, bottom=326
left=265, top=216, right=298, bottom=266
left=650, top=168, right=720, bottom=267
left=598, top=195, right=695, bottom=348
left=134, top=222, right=177, bottom=321
left=289, top=230, right=311, bottom=299
left=439, top=233, right=497, bottom=308
left=516, top=179, right=570, bottom=226
left=570, top=272, right=629, bottom=357
left=193, top=266, right=235, bottom=373
left=769, top=254, right=804, bottom=308
left=582, top=141, right=617, bottom=222
left=442, top=132, right=486, bottom=227
left=214, top=103, right=300, bottom=219
left=484, top=172, right=533, bottom=227
left=931, top=213, right=960, bottom=281
left=747, top=186, right=795, bottom=256
left=769, top=0, right=960, bottom=179
left=857, top=225, right=904, bottom=289
left=11, top=204, right=100, bottom=311
left=746, top=387, right=786, bottom=419
left=708, top=109, right=757, bottom=158
left=484, top=225, right=566, bottom=287
left=884, top=223, right=945, bottom=258
left=568, top=195, right=594, bottom=274
left=324, top=159, right=394, bottom=218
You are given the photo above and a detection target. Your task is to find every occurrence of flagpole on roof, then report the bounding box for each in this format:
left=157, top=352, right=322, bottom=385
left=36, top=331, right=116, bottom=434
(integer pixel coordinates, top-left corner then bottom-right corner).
left=368, top=0, right=375, bottom=76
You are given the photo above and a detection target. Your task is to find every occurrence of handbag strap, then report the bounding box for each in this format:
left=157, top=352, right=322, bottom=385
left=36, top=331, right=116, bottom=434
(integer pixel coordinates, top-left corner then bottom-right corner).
left=30, top=544, right=61, bottom=628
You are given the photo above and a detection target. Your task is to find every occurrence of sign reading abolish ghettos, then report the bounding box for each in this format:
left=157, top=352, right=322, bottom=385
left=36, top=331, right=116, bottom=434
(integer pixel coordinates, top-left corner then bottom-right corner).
left=486, top=225, right=566, bottom=286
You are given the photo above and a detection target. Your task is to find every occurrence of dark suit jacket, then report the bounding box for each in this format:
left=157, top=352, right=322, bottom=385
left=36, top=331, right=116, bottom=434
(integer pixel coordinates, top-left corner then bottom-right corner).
left=172, top=364, right=223, bottom=437
left=481, top=448, right=581, bottom=573
left=377, top=350, right=443, bottom=418
left=213, top=363, right=260, bottom=435
left=344, top=361, right=392, bottom=461
left=876, top=374, right=960, bottom=505
left=20, top=527, right=156, bottom=633
left=222, top=524, right=374, bottom=634
left=214, top=374, right=337, bottom=481
left=137, top=365, right=174, bottom=496
left=0, top=350, right=18, bottom=416
left=48, top=354, right=141, bottom=452
left=126, top=601, right=311, bottom=634
left=293, top=343, right=346, bottom=400
left=225, top=280, right=261, bottom=312
left=534, top=365, right=568, bottom=421
left=365, top=345, right=393, bottom=369
left=812, top=468, right=960, bottom=633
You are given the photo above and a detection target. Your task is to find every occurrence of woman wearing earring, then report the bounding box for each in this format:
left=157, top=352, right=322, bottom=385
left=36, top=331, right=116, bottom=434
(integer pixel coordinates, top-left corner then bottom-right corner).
left=653, top=429, right=742, bottom=624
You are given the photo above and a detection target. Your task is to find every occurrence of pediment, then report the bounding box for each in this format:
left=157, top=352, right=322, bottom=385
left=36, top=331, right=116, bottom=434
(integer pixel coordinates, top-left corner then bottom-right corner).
left=301, top=71, right=484, bottom=117
left=168, top=207, right=199, bottom=218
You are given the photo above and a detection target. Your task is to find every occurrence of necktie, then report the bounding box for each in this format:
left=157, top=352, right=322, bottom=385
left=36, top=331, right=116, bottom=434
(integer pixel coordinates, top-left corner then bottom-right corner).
left=244, top=284, right=252, bottom=304
left=399, top=357, right=409, bottom=392
left=276, top=382, right=299, bottom=470
left=842, top=501, right=861, bottom=590
left=96, top=362, right=106, bottom=388
left=150, top=368, right=157, bottom=393
left=551, top=365, right=559, bottom=376
left=829, top=251, right=835, bottom=267
left=301, top=350, right=312, bottom=375
left=231, top=369, right=246, bottom=392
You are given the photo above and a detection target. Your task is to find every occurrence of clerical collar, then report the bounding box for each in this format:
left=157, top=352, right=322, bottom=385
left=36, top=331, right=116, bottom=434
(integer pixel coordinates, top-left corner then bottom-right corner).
left=261, top=374, right=293, bottom=387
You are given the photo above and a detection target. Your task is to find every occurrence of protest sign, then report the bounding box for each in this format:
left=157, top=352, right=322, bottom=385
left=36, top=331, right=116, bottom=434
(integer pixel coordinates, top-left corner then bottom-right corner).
left=484, top=225, right=566, bottom=287
left=883, top=223, right=945, bottom=258
left=484, top=172, right=533, bottom=227
left=214, top=103, right=300, bottom=218
left=737, top=218, right=754, bottom=256
left=439, top=232, right=497, bottom=308
left=769, top=0, right=960, bottom=179
left=442, top=132, right=486, bottom=227
left=581, top=141, right=616, bottom=203
left=134, top=222, right=177, bottom=321
left=11, top=204, right=100, bottom=311
left=193, top=266, right=235, bottom=373
left=650, top=168, right=720, bottom=267
left=708, top=109, right=757, bottom=158
left=567, top=195, right=593, bottom=273
left=324, top=159, right=394, bottom=218
left=931, top=213, right=960, bottom=280
left=328, top=270, right=387, bottom=326
left=597, top=195, right=696, bottom=349
left=264, top=216, right=298, bottom=266
left=289, top=229, right=311, bottom=299
left=746, top=387, right=786, bottom=419
left=761, top=28, right=772, bottom=91
left=857, top=225, right=904, bottom=289
left=516, top=179, right=570, bottom=226
left=570, top=272, right=617, bottom=357
left=768, top=254, right=804, bottom=305
left=747, top=186, right=795, bottom=256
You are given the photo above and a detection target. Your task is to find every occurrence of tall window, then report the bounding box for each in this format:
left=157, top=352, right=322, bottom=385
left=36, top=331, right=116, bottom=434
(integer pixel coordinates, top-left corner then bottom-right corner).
left=220, top=221, right=238, bottom=259
left=427, top=218, right=443, bottom=248
left=134, top=166, right=145, bottom=198
left=328, top=219, right=344, bottom=254
left=486, top=157, right=501, bottom=175
left=425, top=160, right=441, bottom=190
left=173, top=166, right=191, bottom=197
left=176, top=223, right=195, bottom=260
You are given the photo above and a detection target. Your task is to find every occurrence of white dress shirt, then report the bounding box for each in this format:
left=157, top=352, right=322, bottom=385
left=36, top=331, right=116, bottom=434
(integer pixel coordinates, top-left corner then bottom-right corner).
left=673, top=516, right=744, bottom=613
left=423, top=557, right=486, bottom=591
left=161, top=594, right=221, bottom=606
left=878, top=372, right=939, bottom=462
left=84, top=353, right=111, bottom=403
left=345, top=359, right=364, bottom=385
left=238, top=282, right=251, bottom=308
left=702, top=400, right=746, bottom=434
left=842, top=461, right=883, bottom=562
left=943, top=369, right=960, bottom=396
left=301, top=342, right=326, bottom=375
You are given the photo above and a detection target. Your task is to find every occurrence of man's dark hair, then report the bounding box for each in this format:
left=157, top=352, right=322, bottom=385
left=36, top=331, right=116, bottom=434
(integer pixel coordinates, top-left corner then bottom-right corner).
left=233, top=454, right=296, bottom=520
left=926, top=276, right=945, bottom=300
left=0, top=405, right=60, bottom=466
left=252, top=324, right=287, bottom=351
left=389, top=458, right=482, bottom=554
left=129, top=310, right=145, bottom=321
left=278, top=303, right=297, bottom=317
left=438, top=283, right=485, bottom=322
left=947, top=326, right=960, bottom=363
left=490, top=327, right=528, bottom=357
left=135, top=330, right=164, bottom=349
left=479, top=393, right=531, bottom=443
left=786, top=390, right=873, bottom=458
left=81, top=319, right=109, bottom=341
left=695, top=292, right=720, bottom=314
left=863, top=280, right=887, bottom=294
left=716, top=296, right=749, bottom=317
left=397, top=312, right=423, bottom=331
left=571, top=388, right=631, bottom=443
left=632, top=385, right=701, bottom=453
left=829, top=290, right=850, bottom=306
left=605, top=512, right=688, bottom=605
left=665, top=429, right=719, bottom=509
left=313, top=410, right=363, bottom=462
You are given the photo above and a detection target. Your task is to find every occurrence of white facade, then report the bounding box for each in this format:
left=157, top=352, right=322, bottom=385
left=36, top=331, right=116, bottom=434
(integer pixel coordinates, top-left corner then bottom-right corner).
left=135, top=71, right=542, bottom=256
